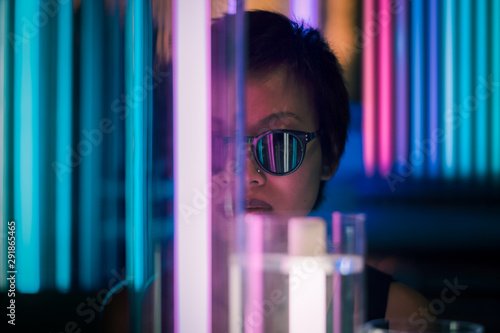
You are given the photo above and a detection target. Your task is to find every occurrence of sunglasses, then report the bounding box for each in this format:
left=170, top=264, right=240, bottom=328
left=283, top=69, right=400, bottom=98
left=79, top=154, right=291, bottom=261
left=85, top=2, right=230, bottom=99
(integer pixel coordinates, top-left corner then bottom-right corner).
left=245, top=129, right=318, bottom=176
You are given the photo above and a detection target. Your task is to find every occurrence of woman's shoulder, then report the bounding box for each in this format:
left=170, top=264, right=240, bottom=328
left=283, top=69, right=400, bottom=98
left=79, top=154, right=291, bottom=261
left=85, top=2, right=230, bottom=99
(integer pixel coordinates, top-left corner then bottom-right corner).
left=366, top=264, right=429, bottom=320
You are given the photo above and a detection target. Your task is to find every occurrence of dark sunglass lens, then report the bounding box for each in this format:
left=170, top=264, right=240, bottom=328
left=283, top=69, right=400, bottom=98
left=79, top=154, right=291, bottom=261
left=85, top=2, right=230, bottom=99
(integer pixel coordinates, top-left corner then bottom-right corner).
left=256, top=132, right=303, bottom=174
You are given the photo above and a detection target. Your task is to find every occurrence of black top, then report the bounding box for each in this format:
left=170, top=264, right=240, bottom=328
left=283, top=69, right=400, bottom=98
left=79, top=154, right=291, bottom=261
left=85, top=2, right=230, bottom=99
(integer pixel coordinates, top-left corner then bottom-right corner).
left=366, top=265, right=394, bottom=320
left=326, top=264, right=394, bottom=330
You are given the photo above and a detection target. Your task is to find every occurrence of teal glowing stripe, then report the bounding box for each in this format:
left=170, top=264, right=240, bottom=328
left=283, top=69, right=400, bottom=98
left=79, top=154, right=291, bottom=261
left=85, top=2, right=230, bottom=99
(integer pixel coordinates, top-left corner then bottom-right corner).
left=0, top=0, right=6, bottom=292
left=79, top=0, right=102, bottom=290
left=258, top=140, right=264, bottom=164
left=458, top=0, right=472, bottom=179
left=125, top=0, right=145, bottom=293
left=493, top=0, right=500, bottom=177
left=442, top=0, right=456, bottom=178
left=14, top=0, right=40, bottom=293
left=292, top=137, right=297, bottom=169
left=410, top=0, right=424, bottom=177
left=475, top=0, right=488, bottom=178
left=55, top=0, right=73, bottom=293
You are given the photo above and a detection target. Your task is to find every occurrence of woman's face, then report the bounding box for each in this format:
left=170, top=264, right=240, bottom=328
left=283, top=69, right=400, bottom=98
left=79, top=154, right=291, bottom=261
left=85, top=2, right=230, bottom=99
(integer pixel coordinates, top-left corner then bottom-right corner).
left=244, top=71, right=331, bottom=215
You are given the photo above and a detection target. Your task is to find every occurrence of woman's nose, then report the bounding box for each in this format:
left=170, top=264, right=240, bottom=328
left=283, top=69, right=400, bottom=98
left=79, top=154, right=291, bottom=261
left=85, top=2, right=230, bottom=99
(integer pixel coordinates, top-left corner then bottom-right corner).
left=246, top=147, right=266, bottom=186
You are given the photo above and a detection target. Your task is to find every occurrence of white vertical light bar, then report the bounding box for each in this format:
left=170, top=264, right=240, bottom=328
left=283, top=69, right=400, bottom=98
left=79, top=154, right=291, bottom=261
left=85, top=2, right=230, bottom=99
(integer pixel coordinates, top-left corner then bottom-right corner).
left=288, top=217, right=326, bottom=333
left=174, top=0, right=211, bottom=332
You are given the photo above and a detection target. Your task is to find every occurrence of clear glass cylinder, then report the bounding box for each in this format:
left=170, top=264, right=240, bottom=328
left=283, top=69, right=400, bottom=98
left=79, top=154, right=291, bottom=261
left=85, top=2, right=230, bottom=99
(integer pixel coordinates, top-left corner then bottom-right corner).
left=229, top=212, right=365, bottom=333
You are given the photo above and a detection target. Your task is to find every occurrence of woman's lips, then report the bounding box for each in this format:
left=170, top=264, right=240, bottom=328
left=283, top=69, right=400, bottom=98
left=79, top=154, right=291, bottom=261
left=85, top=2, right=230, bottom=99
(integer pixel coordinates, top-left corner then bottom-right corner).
left=245, top=199, right=273, bottom=212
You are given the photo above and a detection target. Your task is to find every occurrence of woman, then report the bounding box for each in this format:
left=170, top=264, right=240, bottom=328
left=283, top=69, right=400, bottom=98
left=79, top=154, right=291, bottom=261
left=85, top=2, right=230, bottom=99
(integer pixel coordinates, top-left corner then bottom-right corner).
left=102, top=10, right=429, bottom=332
left=212, top=9, right=429, bottom=323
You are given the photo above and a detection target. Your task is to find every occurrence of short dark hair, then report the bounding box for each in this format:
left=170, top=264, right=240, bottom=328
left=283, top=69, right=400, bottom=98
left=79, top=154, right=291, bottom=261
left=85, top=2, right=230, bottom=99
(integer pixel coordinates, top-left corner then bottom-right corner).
left=212, top=10, right=351, bottom=209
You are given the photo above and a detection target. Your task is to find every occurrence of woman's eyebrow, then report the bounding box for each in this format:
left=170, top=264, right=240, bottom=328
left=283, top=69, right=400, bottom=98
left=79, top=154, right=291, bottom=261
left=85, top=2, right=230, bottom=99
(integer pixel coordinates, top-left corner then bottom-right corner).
left=254, top=111, right=299, bottom=130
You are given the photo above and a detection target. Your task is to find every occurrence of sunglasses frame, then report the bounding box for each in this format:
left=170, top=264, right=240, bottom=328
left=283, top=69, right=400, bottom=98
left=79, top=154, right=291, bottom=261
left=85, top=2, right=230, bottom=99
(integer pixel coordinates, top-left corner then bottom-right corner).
left=245, top=129, right=318, bottom=176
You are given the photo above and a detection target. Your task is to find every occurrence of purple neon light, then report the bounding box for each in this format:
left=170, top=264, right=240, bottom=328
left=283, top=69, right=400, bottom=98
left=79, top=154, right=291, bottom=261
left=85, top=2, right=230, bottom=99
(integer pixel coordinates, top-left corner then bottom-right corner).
left=290, top=0, right=318, bottom=27
left=332, top=212, right=341, bottom=333
left=395, top=0, right=408, bottom=167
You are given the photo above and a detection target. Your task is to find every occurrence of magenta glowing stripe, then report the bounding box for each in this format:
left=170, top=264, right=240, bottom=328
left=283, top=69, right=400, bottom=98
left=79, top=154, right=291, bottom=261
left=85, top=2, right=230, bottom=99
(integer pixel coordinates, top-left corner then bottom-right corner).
left=245, top=215, right=264, bottom=333
left=290, top=0, right=318, bottom=27
left=378, top=0, right=393, bottom=176
left=395, top=0, right=408, bottom=168
left=428, top=0, right=439, bottom=177
left=362, top=0, right=376, bottom=177
left=173, top=0, right=211, bottom=332
left=332, top=212, right=342, bottom=333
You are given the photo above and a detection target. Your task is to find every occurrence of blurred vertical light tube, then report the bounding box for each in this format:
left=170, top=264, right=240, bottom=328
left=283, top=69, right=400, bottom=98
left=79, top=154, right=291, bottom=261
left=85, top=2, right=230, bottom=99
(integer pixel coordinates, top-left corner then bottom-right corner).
left=55, top=0, right=73, bottom=293
left=0, top=0, right=6, bottom=291
left=458, top=0, right=472, bottom=179
left=245, top=216, right=263, bottom=333
left=378, top=0, right=393, bottom=177
left=125, top=0, right=149, bottom=302
left=174, top=0, right=211, bottom=332
left=475, top=0, right=488, bottom=179
left=332, top=213, right=342, bottom=333
left=410, top=0, right=424, bottom=178
left=14, top=0, right=40, bottom=293
left=492, top=0, right=500, bottom=178
left=442, top=0, right=456, bottom=178
left=79, top=0, right=102, bottom=290
left=428, top=0, right=439, bottom=178
left=290, top=0, right=318, bottom=27
left=394, top=0, right=408, bottom=169
left=362, top=0, right=376, bottom=177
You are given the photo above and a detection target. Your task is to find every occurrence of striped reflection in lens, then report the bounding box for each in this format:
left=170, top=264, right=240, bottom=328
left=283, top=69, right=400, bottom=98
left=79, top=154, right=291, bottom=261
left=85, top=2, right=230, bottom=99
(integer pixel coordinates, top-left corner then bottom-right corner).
left=257, top=132, right=304, bottom=174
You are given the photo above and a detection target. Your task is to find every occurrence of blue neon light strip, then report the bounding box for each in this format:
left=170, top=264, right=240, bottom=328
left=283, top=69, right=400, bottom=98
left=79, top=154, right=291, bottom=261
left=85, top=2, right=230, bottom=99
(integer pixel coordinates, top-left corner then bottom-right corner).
left=493, top=0, right=500, bottom=178
left=395, top=0, right=408, bottom=168
left=0, top=0, right=6, bottom=291
left=55, top=0, right=73, bottom=293
left=125, top=0, right=146, bottom=293
left=410, top=0, right=424, bottom=178
left=475, top=0, right=488, bottom=179
left=428, top=0, right=439, bottom=178
left=14, top=0, right=40, bottom=293
left=458, top=0, right=472, bottom=179
left=442, top=0, right=456, bottom=178
left=79, top=0, right=102, bottom=290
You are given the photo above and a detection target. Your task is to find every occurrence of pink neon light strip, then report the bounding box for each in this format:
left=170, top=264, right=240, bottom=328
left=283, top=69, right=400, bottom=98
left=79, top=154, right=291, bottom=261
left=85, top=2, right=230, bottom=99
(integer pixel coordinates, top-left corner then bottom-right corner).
left=332, top=212, right=342, bottom=333
left=245, top=215, right=263, bottom=333
left=362, top=0, right=376, bottom=177
left=378, top=0, right=393, bottom=176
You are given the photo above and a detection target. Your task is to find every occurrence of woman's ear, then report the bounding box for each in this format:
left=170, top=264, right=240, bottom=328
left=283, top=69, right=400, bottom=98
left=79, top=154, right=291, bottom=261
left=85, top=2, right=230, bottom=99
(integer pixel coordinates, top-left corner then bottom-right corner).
left=321, top=160, right=338, bottom=181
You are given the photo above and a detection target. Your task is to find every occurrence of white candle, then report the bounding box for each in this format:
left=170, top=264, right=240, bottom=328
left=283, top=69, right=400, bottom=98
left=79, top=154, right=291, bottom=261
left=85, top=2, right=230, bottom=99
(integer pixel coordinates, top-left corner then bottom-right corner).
left=288, top=217, right=327, bottom=333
